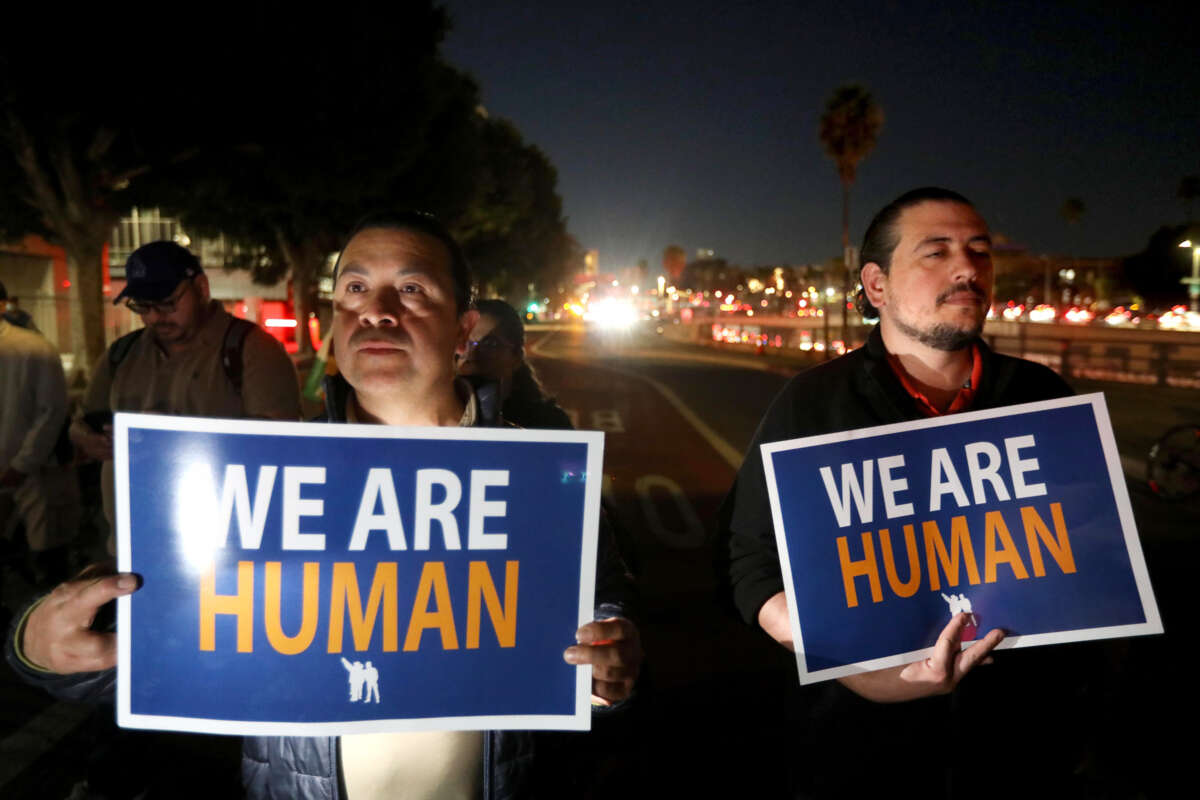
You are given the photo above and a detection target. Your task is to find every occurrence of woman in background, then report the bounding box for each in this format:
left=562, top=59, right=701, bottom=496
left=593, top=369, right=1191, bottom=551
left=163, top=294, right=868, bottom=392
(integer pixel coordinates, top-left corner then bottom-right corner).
left=457, top=298, right=573, bottom=430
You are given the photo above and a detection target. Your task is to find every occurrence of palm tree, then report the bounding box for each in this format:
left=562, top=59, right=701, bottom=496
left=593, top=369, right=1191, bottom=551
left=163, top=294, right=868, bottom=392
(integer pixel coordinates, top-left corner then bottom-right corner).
left=1060, top=196, right=1086, bottom=226
left=1057, top=197, right=1086, bottom=304
left=819, top=85, right=883, bottom=343
left=1179, top=175, right=1200, bottom=223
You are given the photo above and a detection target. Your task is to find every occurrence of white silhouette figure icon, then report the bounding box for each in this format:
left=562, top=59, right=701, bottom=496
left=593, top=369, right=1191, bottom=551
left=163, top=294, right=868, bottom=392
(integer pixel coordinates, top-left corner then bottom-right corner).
left=940, top=592, right=978, bottom=626
left=956, top=594, right=978, bottom=626
left=940, top=592, right=961, bottom=615
left=340, top=657, right=367, bottom=702
left=364, top=661, right=381, bottom=704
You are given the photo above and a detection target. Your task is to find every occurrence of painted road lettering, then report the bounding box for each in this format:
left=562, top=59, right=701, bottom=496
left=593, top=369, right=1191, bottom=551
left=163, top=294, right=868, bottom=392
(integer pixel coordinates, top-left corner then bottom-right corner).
left=635, top=474, right=706, bottom=549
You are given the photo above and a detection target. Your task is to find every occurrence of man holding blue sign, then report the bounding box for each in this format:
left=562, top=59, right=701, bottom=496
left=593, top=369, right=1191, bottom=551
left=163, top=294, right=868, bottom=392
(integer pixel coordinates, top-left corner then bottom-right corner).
left=721, top=188, right=1106, bottom=794
left=10, top=212, right=640, bottom=799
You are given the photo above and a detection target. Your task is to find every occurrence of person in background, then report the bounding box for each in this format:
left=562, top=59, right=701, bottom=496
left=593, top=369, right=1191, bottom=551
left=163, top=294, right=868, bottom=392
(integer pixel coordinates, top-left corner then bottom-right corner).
left=68, top=241, right=302, bottom=551
left=0, top=281, right=38, bottom=331
left=0, top=287, right=73, bottom=592
left=457, top=298, right=573, bottom=430
left=9, top=243, right=302, bottom=799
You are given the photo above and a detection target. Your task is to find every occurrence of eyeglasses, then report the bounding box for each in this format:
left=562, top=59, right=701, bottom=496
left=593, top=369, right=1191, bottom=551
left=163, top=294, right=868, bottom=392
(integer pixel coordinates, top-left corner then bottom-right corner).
left=125, top=279, right=192, bottom=316
left=467, top=334, right=514, bottom=354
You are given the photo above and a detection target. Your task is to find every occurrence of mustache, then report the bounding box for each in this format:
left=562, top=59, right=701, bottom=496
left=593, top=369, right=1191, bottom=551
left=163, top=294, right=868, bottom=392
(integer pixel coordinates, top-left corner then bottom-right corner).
left=349, top=329, right=410, bottom=349
left=936, top=282, right=988, bottom=305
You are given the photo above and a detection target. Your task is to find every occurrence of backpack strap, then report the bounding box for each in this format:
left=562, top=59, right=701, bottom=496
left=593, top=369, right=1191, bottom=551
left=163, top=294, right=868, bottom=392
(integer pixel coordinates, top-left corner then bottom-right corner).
left=108, top=328, right=146, bottom=370
left=221, top=317, right=257, bottom=394
left=109, top=318, right=254, bottom=391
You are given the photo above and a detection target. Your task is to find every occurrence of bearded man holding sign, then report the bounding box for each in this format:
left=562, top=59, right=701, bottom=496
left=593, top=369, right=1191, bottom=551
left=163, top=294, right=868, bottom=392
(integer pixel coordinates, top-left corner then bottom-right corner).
left=721, top=188, right=1094, bottom=796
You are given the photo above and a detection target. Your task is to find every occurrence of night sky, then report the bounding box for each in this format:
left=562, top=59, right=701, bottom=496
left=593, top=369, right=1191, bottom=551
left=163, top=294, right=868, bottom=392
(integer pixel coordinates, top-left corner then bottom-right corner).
left=444, top=0, right=1199, bottom=272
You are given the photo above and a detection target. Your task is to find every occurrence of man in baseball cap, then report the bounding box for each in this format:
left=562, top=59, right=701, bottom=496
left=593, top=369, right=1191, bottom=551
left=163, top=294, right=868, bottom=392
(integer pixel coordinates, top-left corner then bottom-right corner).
left=112, top=240, right=204, bottom=307
left=70, top=240, right=301, bottom=530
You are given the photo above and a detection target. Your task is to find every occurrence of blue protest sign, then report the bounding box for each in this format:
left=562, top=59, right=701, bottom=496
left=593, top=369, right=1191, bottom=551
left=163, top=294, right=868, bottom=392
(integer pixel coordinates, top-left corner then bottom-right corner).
left=114, top=413, right=603, bottom=735
left=761, top=393, right=1161, bottom=684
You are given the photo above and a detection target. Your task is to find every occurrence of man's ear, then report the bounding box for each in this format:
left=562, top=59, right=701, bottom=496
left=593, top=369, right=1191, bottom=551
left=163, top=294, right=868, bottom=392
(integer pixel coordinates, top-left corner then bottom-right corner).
left=860, top=262, right=887, bottom=310
left=455, top=309, right=480, bottom=358
left=193, top=273, right=212, bottom=304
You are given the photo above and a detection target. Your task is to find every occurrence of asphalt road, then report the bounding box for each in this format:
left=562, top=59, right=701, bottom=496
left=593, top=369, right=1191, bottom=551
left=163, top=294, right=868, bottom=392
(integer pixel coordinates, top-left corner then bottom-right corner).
left=2, top=323, right=1197, bottom=798
left=529, top=324, right=1200, bottom=797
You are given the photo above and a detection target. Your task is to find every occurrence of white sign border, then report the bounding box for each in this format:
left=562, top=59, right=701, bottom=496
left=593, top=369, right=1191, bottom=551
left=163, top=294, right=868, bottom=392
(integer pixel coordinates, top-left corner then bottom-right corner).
left=760, top=392, right=1163, bottom=685
left=115, top=412, right=603, bottom=735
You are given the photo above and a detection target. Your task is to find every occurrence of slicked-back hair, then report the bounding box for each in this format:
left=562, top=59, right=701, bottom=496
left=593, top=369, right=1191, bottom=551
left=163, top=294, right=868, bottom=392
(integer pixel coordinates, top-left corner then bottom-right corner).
left=334, top=210, right=475, bottom=314
left=856, top=187, right=976, bottom=319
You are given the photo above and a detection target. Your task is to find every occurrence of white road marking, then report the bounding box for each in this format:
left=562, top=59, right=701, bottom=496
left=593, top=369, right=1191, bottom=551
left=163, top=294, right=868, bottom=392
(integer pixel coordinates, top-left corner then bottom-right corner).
left=635, top=474, right=707, bottom=549
left=590, top=409, right=625, bottom=433
left=531, top=329, right=743, bottom=469
left=631, top=373, right=743, bottom=469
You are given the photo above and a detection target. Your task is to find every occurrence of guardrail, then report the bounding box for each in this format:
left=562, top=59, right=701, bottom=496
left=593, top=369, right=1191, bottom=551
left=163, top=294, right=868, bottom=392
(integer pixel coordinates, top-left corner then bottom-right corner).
left=982, top=320, right=1200, bottom=389
left=673, top=314, right=1200, bottom=389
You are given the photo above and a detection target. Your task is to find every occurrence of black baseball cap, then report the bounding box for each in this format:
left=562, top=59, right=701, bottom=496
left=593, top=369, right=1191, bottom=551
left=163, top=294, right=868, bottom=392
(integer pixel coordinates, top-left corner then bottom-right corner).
left=113, top=241, right=204, bottom=305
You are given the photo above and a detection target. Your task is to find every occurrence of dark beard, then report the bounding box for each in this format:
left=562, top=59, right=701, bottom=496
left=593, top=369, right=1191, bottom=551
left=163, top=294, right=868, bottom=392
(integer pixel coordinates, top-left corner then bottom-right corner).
left=891, top=317, right=981, bottom=351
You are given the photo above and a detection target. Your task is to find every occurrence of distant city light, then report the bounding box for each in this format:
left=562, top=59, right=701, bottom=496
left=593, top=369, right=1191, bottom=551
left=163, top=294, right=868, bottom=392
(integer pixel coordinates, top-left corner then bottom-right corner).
left=1064, top=307, right=1094, bottom=324
left=1158, top=305, right=1200, bottom=330
left=1104, top=307, right=1132, bottom=326
left=1028, top=304, right=1056, bottom=323
left=584, top=299, right=636, bottom=329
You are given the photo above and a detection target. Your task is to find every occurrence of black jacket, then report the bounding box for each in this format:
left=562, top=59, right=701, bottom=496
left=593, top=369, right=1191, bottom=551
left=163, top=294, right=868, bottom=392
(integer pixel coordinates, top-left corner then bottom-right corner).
left=717, top=327, right=1081, bottom=798
left=722, top=325, right=1073, bottom=624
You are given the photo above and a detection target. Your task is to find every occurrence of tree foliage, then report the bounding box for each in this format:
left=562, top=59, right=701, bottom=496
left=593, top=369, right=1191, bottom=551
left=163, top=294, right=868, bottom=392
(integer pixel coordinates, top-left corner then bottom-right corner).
left=1179, top=175, right=1200, bottom=222
left=1060, top=197, right=1086, bottom=226
left=0, top=19, right=204, bottom=366
left=2, top=7, right=574, bottom=359
left=129, top=7, right=489, bottom=353
left=819, top=85, right=884, bottom=192
left=662, top=245, right=687, bottom=281
left=455, top=118, right=573, bottom=301
left=1122, top=224, right=1194, bottom=307
left=819, top=83, right=883, bottom=338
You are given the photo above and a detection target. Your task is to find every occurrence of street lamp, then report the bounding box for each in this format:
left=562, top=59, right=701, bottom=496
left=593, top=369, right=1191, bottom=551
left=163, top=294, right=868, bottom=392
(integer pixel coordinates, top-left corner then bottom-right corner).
left=1179, top=239, right=1200, bottom=313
